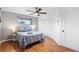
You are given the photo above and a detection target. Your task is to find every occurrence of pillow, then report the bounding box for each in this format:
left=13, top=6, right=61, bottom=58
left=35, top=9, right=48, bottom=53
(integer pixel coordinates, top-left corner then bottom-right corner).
left=17, top=24, right=32, bottom=32
left=25, top=25, right=32, bottom=31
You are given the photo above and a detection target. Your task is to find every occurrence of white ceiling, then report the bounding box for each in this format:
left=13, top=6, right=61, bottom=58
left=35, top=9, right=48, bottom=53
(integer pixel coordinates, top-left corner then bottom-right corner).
left=1, top=7, right=79, bottom=16
left=2, top=7, right=34, bottom=15
left=61, top=7, right=79, bottom=13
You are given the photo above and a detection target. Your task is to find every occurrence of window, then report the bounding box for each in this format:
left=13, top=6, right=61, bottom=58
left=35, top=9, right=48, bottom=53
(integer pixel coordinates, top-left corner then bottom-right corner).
left=18, top=18, right=32, bottom=25
left=17, top=18, right=32, bottom=32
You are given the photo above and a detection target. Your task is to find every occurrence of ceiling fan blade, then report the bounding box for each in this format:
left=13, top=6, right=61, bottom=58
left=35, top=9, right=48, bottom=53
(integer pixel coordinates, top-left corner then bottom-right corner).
left=35, top=7, right=42, bottom=12
left=39, top=12, right=47, bottom=14
left=26, top=10, right=34, bottom=12
left=29, top=12, right=36, bottom=15
left=35, top=7, right=38, bottom=12
left=35, top=7, right=38, bottom=10
left=37, top=8, right=42, bottom=12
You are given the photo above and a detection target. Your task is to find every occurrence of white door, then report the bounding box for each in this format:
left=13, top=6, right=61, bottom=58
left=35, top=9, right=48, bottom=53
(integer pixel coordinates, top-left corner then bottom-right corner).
left=56, top=17, right=64, bottom=45
left=63, top=10, right=79, bottom=51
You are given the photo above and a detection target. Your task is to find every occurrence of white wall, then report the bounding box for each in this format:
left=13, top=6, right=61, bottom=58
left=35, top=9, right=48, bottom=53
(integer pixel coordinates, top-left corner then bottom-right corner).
left=1, top=11, right=38, bottom=40
left=63, top=8, right=79, bottom=51
left=38, top=7, right=63, bottom=45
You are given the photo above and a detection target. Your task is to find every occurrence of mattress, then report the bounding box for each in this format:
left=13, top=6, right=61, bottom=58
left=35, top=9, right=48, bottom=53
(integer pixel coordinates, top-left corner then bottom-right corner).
left=17, top=31, right=43, bottom=48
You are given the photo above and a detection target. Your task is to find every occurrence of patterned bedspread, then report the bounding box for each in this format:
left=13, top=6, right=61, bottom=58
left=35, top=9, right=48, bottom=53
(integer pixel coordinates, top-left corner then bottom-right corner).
left=17, top=31, right=43, bottom=48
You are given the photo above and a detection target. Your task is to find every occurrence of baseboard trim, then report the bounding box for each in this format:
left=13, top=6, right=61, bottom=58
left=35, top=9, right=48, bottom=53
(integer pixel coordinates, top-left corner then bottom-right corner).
left=0, top=39, right=12, bottom=44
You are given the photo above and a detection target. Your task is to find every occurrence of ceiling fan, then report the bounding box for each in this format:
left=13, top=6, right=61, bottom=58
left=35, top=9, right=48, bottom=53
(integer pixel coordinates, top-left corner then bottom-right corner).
left=26, top=7, right=47, bottom=16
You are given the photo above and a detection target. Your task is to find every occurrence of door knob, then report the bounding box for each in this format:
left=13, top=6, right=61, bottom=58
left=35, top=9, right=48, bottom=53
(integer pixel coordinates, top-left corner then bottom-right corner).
left=62, top=30, right=64, bottom=32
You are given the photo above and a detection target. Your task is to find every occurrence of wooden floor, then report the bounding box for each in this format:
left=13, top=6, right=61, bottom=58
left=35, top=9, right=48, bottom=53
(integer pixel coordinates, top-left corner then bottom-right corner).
left=0, top=36, right=76, bottom=52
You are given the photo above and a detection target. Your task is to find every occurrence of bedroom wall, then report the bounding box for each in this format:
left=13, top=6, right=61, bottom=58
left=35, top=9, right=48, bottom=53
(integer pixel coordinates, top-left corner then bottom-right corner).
left=38, top=8, right=63, bottom=45
left=1, top=11, right=38, bottom=40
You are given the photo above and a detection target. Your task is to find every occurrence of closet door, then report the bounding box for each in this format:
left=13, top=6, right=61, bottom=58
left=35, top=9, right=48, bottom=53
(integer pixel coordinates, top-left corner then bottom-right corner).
left=63, top=10, right=79, bottom=51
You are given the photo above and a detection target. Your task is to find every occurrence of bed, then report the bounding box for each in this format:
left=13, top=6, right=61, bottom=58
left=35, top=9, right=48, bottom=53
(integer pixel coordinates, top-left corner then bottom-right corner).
left=17, top=31, right=43, bottom=48
left=17, top=24, right=43, bottom=48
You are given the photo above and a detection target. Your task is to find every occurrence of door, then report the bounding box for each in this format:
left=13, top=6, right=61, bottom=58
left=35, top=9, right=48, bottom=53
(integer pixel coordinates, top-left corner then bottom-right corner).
left=63, top=11, right=79, bottom=51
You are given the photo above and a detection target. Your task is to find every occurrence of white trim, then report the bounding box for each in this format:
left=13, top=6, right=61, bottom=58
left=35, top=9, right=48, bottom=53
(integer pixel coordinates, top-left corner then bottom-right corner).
left=0, top=39, right=12, bottom=44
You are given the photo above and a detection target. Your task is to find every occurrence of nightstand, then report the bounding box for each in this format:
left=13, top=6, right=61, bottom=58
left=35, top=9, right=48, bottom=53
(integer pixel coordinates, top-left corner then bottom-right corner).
left=9, top=32, right=17, bottom=41
left=8, top=26, right=17, bottom=41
